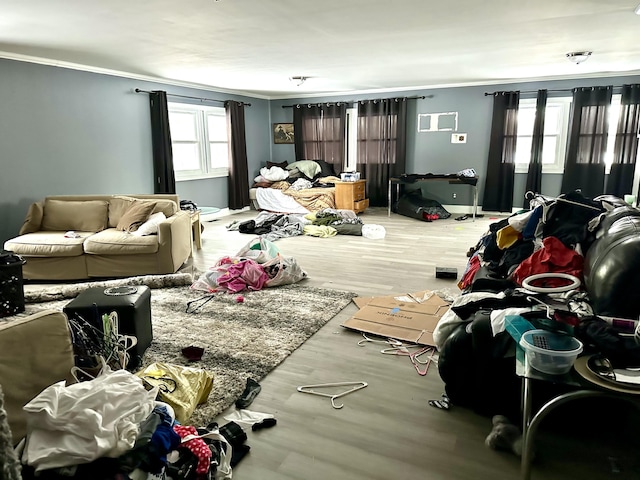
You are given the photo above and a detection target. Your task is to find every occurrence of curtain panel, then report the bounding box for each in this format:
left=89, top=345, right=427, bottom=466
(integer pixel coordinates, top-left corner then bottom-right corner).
left=482, top=91, right=520, bottom=212
left=355, top=98, right=408, bottom=207
left=225, top=101, right=250, bottom=210
left=523, top=90, right=548, bottom=208
left=292, top=103, right=346, bottom=167
left=149, top=91, right=176, bottom=194
left=607, top=84, right=640, bottom=197
left=560, top=86, right=613, bottom=199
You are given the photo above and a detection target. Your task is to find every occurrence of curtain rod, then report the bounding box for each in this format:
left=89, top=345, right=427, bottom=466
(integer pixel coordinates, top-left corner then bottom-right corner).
left=484, top=85, right=629, bottom=96
left=134, top=88, right=251, bottom=106
left=281, top=95, right=428, bottom=108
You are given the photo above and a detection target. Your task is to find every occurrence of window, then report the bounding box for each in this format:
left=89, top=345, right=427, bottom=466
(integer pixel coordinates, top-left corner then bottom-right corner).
left=514, top=97, right=571, bottom=174
left=345, top=106, right=358, bottom=171
left=168, top=103, right=229, bottom=181
left=603, top=94, right=622, bottom=174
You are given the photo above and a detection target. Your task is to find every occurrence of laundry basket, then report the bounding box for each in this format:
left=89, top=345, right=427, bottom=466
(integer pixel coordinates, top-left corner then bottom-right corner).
left=520, top=329, right=583, bottom=375
left=0, top=250, right=27, bottom=318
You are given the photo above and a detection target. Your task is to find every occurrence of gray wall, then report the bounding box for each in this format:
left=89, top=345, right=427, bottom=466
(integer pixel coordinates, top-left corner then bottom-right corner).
left=270, top=74, right=640, bottom=210
left=0, top=58, right=270, bottom=243
left=2, top=56, right=639, bottom=244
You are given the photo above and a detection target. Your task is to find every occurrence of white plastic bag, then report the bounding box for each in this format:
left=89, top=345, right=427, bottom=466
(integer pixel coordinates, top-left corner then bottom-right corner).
left=22, top=367, right=157, bottom=471
left=236, top=236, right=280, bottom=264
left=263, top=254, right=308, bottom=287
left=362, top=224, right=386, bottom=240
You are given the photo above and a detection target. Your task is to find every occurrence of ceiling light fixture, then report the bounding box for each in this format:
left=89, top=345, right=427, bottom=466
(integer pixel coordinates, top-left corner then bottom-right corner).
left=289, top=76, right=308, bottom=86
left=635, top=3, right=640, bottom=14
left=566, top=51, right=592, bottom=64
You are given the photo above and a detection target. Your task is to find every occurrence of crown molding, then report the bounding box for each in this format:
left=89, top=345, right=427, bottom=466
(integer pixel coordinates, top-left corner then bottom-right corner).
left=0, top=51, right=271, bottom=100
left=2, top=50, right=639, bottom=101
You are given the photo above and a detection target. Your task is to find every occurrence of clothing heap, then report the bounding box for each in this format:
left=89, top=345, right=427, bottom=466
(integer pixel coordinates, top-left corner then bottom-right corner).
left=457, top=190, right=606, bottom=293
left=432, top=191, right=630, bottom=420
left=16, top=368, right=246, bottom=480
left=231, top=208, right=365, bottom=240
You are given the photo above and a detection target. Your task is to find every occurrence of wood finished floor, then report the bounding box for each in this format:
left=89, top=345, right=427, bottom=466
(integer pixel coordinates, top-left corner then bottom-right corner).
left=193, top=208, right=640, bottom=480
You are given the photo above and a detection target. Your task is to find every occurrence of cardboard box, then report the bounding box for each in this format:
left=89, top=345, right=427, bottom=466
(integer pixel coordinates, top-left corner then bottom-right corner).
left=342, top=291, right=450, bottom=346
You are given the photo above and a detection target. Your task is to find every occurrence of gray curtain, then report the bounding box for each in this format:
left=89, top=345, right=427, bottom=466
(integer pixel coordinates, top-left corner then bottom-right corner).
left=560, top=86, right=612, bottom=198
left=225, top=101, right=250, bottom=210
left=523, top=90, right=548, bottom=208
left=355, top=98, right=407, bottom=207
left=607, top=84, right=640, bottom=197
left=482, top=91, right=519, bottom=212
left=293, top=103, right=346, bottom=168
left=149, top=91, right=176, bottom=194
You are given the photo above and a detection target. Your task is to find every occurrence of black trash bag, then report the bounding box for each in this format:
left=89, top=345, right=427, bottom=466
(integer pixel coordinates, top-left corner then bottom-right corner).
left=395, top=190, right=451, bottom=221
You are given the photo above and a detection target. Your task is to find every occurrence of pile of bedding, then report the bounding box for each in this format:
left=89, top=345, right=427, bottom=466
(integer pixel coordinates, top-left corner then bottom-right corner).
left=252, top=160, right=341, bottom=213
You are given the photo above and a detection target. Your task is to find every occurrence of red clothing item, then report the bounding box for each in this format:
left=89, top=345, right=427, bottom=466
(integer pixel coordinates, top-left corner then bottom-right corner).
left=511, top=236, right=583, bottom=288
left=458, top=254, right=481, bottom=290
left=173, top=425, right=211, bottom=475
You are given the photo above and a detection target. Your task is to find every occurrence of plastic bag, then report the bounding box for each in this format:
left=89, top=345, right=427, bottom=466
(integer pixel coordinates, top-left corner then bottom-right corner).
left=263, top=254, right=308, bottom=287
left=235, top=237, right=280, bottom=264
left=362, top=224, right=386, bottom=239
left=138, top=362, right=214, bottom=424
left=23, top=367, right=157, bottom=471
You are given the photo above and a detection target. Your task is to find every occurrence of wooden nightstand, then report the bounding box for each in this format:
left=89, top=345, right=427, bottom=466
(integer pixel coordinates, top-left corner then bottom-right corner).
left=334, top=180, right=369, bottom=213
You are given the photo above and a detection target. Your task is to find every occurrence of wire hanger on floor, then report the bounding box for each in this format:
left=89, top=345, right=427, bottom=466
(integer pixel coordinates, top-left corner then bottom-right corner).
left=186, top=294, right=216, bottom=313
left=381, top=345, right=435, bottom=376
left=297, top=381, right=368, bottom=409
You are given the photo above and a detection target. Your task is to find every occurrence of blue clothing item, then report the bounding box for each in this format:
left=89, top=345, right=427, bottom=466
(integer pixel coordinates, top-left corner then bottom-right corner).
left=522, top=206, right=543, bottom=241
left=148, top=422, right=182, bottom=472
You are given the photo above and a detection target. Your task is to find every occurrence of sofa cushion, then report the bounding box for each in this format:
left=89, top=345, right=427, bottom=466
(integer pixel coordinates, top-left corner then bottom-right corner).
left=115, top=196, right=178, bottom=219
left=41, top=199, right=109, bottom=233
left=116, top=201, right=156, bottom=232
left=4, top=232, right=89, bottom=257
left=132, top=212, right=167, bottom=236
left=83, top=229, right=159, bottom=255
left=108, top=197, right=135, bottom=228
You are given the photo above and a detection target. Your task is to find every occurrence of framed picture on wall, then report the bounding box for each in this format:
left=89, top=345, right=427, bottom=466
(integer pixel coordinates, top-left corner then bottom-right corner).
left=273, top=123, right=295, bottom=144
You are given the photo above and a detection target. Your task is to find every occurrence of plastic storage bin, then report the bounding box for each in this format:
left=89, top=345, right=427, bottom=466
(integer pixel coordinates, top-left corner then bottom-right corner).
left=0, top=250, right=26, bottom=318
left=519, top=329, right=583, bottom=375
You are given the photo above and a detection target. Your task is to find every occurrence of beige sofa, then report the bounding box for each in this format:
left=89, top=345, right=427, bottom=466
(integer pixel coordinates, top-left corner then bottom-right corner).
left=4, top=194, right=192, bottom=280
left=0, top=310, right=75, bottom=443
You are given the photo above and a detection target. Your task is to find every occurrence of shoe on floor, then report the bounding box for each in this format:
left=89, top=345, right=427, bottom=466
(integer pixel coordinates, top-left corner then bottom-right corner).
left=235, top=378, right=262, bottom=409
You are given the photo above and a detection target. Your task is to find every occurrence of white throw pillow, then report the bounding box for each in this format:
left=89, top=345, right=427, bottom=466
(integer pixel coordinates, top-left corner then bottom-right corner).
left=131, top=212, right=166, bottom=236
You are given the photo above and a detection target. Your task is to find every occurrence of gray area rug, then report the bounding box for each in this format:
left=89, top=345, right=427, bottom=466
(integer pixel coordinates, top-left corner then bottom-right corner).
left=22, top=282, right=356, bottom=427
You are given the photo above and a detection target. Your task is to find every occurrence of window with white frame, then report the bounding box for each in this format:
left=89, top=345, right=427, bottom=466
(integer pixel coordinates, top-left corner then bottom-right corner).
left=168, top=103, right=229, bottom=181
left=603, top=94, right=622, bottom=174
left=514, top=94, right=628, bottom=175
left=514, top=97, right=571, bottom=174
left=344, top=106, right=358, bottom=172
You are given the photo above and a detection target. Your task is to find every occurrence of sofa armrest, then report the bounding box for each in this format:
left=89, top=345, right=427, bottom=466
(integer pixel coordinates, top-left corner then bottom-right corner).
left=157, top=211, right=192, bottom=273
left=0, top=310, right=75, bottom=444
left=19, top=201, right=44, bottom=235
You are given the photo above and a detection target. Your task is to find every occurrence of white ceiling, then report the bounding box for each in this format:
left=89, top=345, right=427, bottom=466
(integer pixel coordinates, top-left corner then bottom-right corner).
left=1, top=0, right=639, bottom=99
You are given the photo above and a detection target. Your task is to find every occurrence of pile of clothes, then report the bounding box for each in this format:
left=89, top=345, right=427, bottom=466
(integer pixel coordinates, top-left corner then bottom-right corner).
left=16, top=368, right=248, bottom=480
